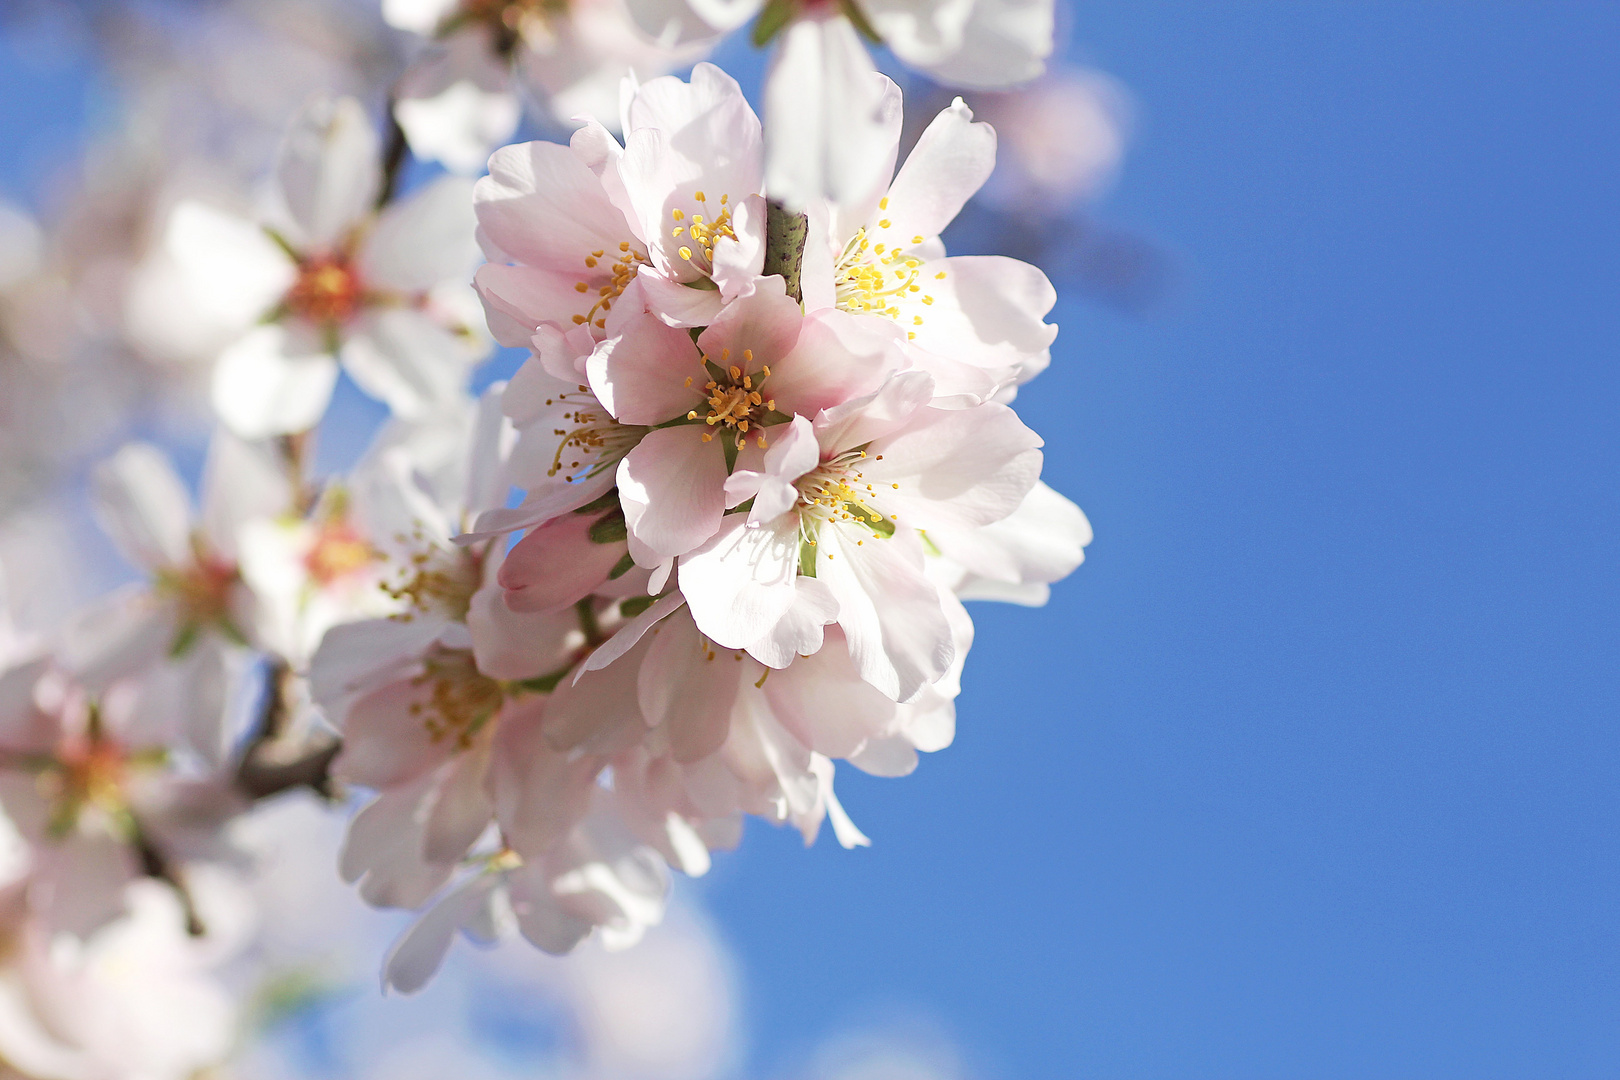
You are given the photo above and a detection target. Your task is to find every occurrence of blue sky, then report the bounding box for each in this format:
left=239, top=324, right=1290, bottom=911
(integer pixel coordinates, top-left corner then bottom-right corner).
left=4, top=4, right=1619, bottom=1078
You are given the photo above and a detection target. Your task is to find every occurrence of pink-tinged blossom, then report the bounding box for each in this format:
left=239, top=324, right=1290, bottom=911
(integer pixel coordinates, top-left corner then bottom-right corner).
left=154, top=97, right=487, bottom=439
left=471, top=64, right=765, bottom=346
left=600, top=277, right=904, bottom=562
left=801, top=94, right=1060, bottom=404
left=681, top=371, right=1044, bottom=701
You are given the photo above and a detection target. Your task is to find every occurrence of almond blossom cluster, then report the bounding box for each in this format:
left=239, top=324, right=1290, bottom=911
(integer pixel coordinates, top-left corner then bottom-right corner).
left=0, top=0, right=1109, bottom=1068
left=307, top=61, right=1089, bottom=988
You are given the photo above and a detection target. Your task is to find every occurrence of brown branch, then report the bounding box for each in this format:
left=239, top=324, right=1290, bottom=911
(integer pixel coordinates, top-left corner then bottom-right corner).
left=234, top=662, right=342, bottom=803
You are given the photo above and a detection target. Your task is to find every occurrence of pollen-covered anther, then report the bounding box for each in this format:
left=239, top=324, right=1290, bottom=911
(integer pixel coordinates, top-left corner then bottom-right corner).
left=407, top=647, right=503, bottom=749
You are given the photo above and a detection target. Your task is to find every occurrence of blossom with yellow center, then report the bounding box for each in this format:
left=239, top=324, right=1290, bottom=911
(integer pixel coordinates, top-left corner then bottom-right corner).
left=683, top=348, right=775, bottom=446
left=284, top=254, right=365, bottom=327
left=833, top=198, right=942, bottom=342
left=670, top=191, right=737, bottom=275
left=407, top=647, right=505, bottom=749
left=381, top=529, right=483, bottom=623
left=572, top=242, right=649, bottom=332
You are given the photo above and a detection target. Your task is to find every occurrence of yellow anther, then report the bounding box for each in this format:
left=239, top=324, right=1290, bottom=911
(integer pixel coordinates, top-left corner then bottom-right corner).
left=672, top=208, right=685, bottom=221
left=913, top=235, right=925, bottom=244
left=585, top=256, right=598, bottom=267
left=575, top=281, right=588, bottom=293
left=878, top=197, right=889, bottom=210
left=673, top=226, right=685, bottom=238
left=679, top=246, right=693, bottom=260
left=694, top=190, right=706, bottom=201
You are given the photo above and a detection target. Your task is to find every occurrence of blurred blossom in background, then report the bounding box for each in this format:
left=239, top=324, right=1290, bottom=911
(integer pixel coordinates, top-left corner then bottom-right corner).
left=0, top=0, right=1129, bottom=1076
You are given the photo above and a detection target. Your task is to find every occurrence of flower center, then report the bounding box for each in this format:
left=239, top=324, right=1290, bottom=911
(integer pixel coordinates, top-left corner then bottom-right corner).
left=152, top=538, right=240, bottom=635
left=572, top=241, right=648, bottom=332
left=305, top=521, right=375, bottom=586
left=670, top=191, right=737, bottom=274
left=684, top=349, right=775, bottom=446
left=544, top=385, right=646, bottom=482
left=451, top=0, right=570, bottom=53
left=793, top=449, right=898, bottom=556
left=408, top=647, right=504, bottom=748
left=381, top=534, right=482, bottom=623
left=833, top=199, right=943, bottom=342
left=285, top=255, right=364, bottom=327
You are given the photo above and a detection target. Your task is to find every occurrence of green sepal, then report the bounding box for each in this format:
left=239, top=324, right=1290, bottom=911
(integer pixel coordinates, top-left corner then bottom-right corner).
left=169, top=623, right=200, bottom=659
left=838, top=0, right=883, bottom=43
left=619, top=594, right=659, bottom=619
left=607, top=552, right=637, bottom=579
left=752, top=0, right=796, bottom=47
left=588, top=509, right=628, bottom=544
left=798, top=537, right=819, bottom=577
left=506, top=663, right=573, bottom=696
left=720, top=426, right=740, bottom=473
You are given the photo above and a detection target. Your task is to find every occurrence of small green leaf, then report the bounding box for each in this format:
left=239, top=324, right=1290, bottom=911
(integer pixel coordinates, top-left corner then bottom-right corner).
left=607, top=552, right=637, bottom=579
left=588, top=509, right=628, bottom=544
left=798, top=537, right=818, bottom=577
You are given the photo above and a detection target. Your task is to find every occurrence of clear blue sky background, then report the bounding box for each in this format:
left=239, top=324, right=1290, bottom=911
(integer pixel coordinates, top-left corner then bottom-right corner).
left=4, top=4, right=1619, bottom=1078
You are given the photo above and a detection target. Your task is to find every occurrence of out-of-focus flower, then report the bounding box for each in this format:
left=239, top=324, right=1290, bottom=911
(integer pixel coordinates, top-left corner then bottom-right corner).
left=0, top=869, right=249, bottom=1080
left=385, top=0, right=709, bottom=173
left=142, top=97, right=486, bottom=439
left=56, top=435, right=289, bottom=766
left=626, top=0, right=1054, bottom=206
left=969, top=66, right=1132, bottom=209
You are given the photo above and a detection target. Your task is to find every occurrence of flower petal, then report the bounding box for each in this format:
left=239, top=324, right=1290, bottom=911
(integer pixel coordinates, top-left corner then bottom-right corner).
left=274, top=97, right=381, bottom=251
left=616, top=426, right=727, bottom=559
left=211, top=325, right=340, bottom=439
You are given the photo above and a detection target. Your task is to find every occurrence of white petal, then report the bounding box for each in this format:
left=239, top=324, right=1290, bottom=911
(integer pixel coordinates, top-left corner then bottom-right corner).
left=340, top=309, right=470, bottom=418
left=489, top=698, right=602, bottom=855
left=909, top=0, right=1053, bottom=89
left=577, top=590, right=687, bottom=678
left=880, top=97, right=996, bottom=243
left=274, top=97, right=382, bottom=250
left=928, top=479, right=1091, bottom=588
left=637, top=610, right=739, bottom=763
left=863, top=401, right=1044, bottom=530
left=817, top=525, right=953, bottom=702
left=211, top=325, right=340, bottom=439
left=616, top=427, right=727, bottom=560
left=91, top=442, right=193, bottom=570
left=359, top=175, right=480, bottom=292
left=678, top=515, right=800, bottom=651
left=382, top=872, right=498, bottom=994
left=395, top=82, right=521, bottom=175
left=199, top=429, right=293, bottom=561
left=763, top=17, right=900, bottom=209
left=162, top=201, right=295, bottom=330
